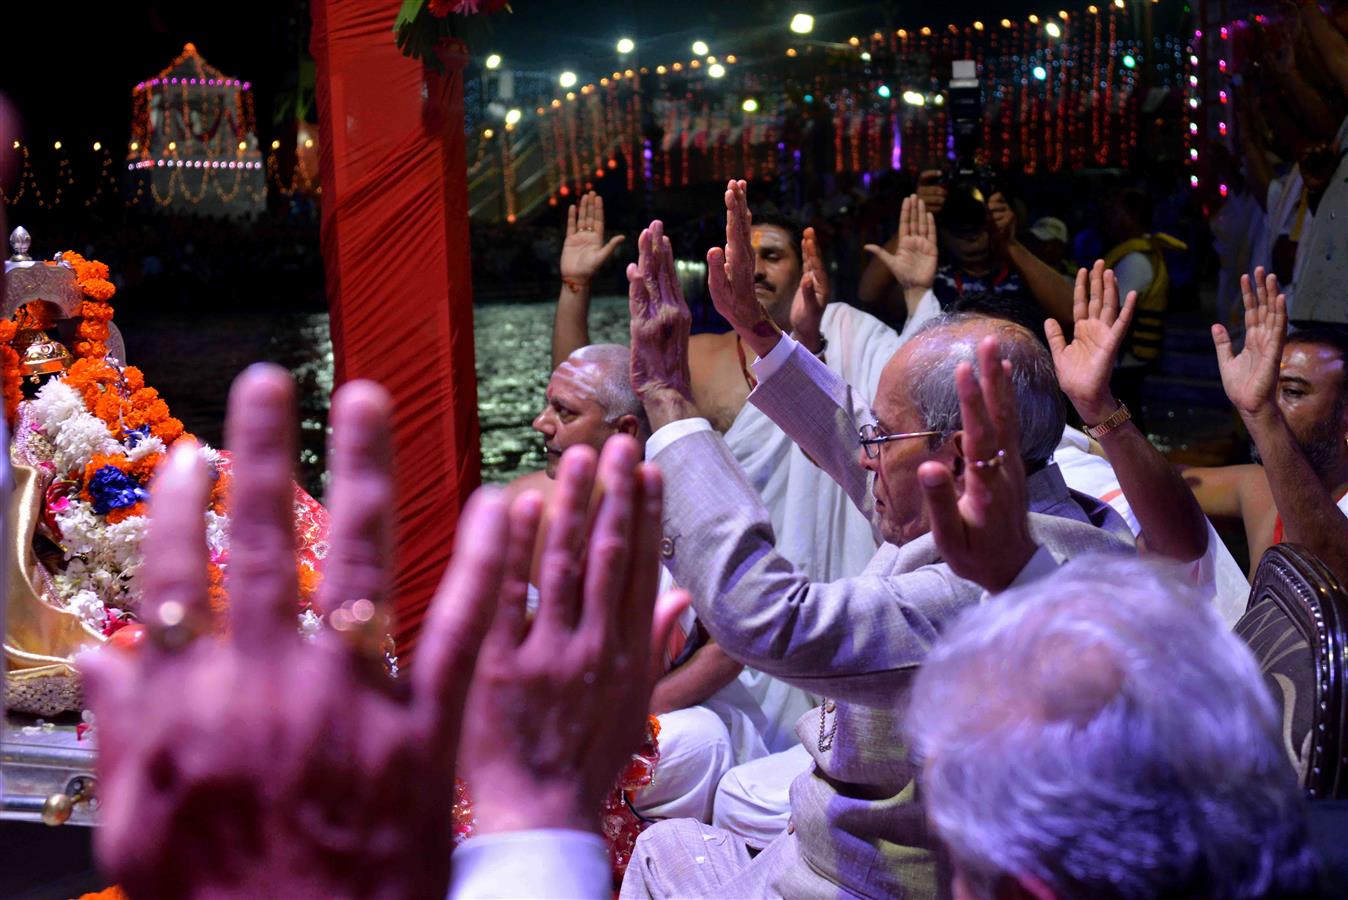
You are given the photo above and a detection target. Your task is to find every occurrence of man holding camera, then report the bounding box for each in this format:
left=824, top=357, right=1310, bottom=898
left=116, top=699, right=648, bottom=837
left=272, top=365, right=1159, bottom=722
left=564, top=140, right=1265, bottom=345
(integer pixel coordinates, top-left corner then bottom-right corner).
left=871, top=168, right=1074, bottom=338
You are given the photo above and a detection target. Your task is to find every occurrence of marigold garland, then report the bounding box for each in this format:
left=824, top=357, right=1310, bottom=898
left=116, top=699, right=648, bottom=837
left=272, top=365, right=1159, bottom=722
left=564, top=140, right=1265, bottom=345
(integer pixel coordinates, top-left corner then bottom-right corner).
left=0, top=319, right=20, bottom=423
left=62, top=251, right=116, bottom=361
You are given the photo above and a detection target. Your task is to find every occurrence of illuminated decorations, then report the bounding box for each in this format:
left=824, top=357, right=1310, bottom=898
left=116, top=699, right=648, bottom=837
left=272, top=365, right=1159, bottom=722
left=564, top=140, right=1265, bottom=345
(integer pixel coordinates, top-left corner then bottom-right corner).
left=394, top=0, right=511, bottom=71
left=127, top=44, right=266, bottom=217
left=467, top=2, right=1174, bottom=223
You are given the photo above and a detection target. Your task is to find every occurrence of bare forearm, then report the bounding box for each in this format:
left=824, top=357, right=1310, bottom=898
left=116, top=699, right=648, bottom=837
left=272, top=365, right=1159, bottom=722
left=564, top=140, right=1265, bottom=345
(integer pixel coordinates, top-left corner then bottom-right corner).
left=1007, top=240, right=1074, bottom=326
left=552, top=282, right=592, bottom=370
left=1301, top=1, right=1348, bottom=100
left=1247, top=407, right=1348, bottom=580
left=858, top=235, right=900, bottom=307
left=1275, top=65, right=1342, bottom=140
left=1093, top=415, right=1209, bottom=561
left=649, top=643, right=743, bottom=716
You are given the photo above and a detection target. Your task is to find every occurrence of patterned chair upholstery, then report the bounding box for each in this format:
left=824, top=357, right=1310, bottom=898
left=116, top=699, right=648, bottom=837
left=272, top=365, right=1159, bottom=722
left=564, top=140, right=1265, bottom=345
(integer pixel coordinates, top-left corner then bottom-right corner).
left=1234, top=544, right=1348, bottom=799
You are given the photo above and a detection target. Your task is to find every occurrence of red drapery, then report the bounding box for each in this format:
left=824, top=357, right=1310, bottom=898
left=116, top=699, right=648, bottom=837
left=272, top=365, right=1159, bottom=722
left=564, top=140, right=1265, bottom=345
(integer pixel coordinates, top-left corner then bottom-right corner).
left=311, top=2, right=481, bottom=658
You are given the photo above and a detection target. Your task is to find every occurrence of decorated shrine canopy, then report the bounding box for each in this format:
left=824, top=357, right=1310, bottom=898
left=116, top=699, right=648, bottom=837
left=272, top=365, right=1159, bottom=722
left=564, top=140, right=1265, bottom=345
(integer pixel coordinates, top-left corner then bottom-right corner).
left=474, top=2, right=1192, bottom=222
left=127, top=43, right=266, bottom=218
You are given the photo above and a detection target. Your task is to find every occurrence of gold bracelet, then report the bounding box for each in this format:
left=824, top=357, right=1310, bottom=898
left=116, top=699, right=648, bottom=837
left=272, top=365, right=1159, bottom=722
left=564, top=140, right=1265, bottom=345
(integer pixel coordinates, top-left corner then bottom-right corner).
left=1082, top=401, right=1132, bottom=440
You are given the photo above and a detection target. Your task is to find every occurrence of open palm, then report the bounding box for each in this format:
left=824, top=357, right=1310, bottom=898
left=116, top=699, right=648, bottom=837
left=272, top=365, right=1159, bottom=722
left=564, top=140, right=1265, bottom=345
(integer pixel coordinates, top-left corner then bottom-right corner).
left=1045, top=260, right=1135, bottom=420
left=561, top=191, right=625, bottom=280
left=864, top=194, right=937, bottom=291
left=1214, top=267, right=1287, bottom=417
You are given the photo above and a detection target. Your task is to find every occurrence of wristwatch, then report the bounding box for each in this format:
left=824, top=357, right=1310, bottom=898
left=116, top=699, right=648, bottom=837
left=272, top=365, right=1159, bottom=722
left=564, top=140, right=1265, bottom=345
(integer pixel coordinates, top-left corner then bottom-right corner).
left=1082, top=402, right=1132, bottom=439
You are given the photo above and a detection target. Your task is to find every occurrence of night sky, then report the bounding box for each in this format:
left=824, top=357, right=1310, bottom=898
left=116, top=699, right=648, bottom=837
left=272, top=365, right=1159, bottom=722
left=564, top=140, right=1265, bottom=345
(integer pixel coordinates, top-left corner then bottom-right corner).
left=0, top=1, right=1044, bottom=157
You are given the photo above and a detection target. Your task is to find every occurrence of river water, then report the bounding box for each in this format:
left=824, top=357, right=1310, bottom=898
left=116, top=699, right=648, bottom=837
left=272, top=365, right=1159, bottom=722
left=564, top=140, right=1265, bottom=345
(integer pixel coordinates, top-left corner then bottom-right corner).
left=117, top=297, right=633, bottom=497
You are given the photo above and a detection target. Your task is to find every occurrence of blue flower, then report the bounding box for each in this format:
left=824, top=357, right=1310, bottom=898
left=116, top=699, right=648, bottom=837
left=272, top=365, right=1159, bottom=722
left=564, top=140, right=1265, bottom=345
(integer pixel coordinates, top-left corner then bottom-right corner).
left=124, top=426, right=152, bottom=448
left=87, top=465, right=149, bottom=516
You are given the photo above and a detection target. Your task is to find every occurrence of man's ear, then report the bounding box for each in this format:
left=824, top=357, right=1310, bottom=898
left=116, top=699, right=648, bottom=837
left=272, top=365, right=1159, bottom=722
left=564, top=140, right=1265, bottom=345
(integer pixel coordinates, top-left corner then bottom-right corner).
left=615, top=414, right=642, bottom=438
left=948, top=429, right=966, bottom=479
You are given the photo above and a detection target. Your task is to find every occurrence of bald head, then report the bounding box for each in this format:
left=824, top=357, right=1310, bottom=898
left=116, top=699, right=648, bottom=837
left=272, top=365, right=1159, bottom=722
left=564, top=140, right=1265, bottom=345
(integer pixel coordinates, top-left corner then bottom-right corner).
left=898, top=314, right=1065, bottom=466
left=567, top=344, right=647, bottom=437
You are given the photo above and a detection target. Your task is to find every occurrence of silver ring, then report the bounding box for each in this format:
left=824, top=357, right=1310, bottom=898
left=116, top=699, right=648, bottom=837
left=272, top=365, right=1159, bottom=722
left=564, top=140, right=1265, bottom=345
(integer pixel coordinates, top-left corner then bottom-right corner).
left=970, top=449, right=1007, bottom=470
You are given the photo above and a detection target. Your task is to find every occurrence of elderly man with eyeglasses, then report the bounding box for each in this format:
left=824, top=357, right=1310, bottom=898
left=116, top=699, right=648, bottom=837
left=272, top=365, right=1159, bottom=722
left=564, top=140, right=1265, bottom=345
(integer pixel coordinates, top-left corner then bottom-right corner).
left=617, top=183, right=1147, bottom=899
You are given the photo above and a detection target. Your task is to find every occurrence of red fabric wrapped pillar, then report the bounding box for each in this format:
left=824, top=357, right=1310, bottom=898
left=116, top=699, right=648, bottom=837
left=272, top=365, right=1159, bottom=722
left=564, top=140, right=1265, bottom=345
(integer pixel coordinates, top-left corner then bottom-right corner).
left=311, top=3, right=480, bottom=657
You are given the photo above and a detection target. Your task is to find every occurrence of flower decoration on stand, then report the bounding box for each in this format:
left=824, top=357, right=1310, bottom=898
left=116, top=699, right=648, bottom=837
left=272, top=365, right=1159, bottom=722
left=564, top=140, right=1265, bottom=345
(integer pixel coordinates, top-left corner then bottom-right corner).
left=393, top=0, right=512, bottom=71
left=4, top=245, right=337, bottom=718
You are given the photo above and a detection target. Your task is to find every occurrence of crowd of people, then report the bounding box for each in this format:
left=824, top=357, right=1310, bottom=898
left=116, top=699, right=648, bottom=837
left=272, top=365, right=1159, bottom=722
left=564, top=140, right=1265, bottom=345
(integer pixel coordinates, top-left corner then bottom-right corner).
left=7, top=6, right=1348, bottom=896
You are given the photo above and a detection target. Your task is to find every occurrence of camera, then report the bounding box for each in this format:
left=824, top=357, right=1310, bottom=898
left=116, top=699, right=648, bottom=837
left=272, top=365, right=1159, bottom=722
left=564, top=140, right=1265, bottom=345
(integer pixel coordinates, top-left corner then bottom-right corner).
left=939, top=60, right=1000, bottom=232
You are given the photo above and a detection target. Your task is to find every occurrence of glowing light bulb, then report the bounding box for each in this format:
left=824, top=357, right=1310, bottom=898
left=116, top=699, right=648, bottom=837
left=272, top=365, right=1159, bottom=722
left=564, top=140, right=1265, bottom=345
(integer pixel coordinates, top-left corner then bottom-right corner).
left=559, top=71, right=577, bottom=88
left=92, top=141, right=102, bottom=151
left=709, top=63, right=726, bottom=78
left=167, top=141, right=177, bottom=151
left=304, top=138, right=314, bottom=148
left=692, top=40, right=709, bottom=56
left=271, top=140, right=280, bottom=149
left=742, top=98, right=759, bottom=113
left=1123, top=54, right=1137, bottom=69
left=505, top=109, right=522, bottom=125
left=1033, top=66, right=1048, bottom=81
left=484, top=128, right=494, bottom=138
left=485, top=54, right=502, bottom=70
left=902, top=90, right=926, bottom=107
left=238, top=140, right=247, bottom=150
left=789, top=13, right=814, bottom=34
left=877, top=84, right=891, bottom=98
left=53, top=140, right=62, bottom=150
left=1045, top=22, right=1062, bottom=38
left=616, top=37, right=635, bottom=54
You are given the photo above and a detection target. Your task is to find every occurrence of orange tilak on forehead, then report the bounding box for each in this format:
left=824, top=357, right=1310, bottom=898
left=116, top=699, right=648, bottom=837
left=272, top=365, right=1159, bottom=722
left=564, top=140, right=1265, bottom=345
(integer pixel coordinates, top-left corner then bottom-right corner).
left=750, top=230, right=763, bottom=249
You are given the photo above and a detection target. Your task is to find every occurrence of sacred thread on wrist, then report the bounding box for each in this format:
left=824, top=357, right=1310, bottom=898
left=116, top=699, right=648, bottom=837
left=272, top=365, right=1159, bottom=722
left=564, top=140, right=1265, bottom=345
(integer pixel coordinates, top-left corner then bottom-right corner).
left=562, top=276, right=590, bottom=293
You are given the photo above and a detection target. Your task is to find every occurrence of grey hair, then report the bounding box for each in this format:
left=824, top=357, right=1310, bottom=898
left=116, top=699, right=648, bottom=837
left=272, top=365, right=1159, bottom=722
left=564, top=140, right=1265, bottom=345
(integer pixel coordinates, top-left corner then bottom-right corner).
left=906, top=555, right=1317, bottom=900
left=569, top=344, right=650, bottom=439
left=905, top=313, right=1064, bottom=466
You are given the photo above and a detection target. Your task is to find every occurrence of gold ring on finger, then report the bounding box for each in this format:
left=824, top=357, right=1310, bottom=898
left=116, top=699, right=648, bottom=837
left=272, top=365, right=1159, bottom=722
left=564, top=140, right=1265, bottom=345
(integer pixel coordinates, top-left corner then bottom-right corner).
left=969, top=449, right=1007, bottom=470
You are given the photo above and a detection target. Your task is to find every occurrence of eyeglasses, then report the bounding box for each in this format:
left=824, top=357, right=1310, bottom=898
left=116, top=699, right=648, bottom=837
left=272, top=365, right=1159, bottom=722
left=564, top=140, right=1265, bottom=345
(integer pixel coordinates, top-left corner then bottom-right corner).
left=858, top=423, right=941, bottom=459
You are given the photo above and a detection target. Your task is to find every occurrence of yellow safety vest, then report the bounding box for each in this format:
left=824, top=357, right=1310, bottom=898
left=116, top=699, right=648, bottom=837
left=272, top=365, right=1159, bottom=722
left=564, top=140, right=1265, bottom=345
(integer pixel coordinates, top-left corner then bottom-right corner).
left=1103, top=233, right=1188, bottom=362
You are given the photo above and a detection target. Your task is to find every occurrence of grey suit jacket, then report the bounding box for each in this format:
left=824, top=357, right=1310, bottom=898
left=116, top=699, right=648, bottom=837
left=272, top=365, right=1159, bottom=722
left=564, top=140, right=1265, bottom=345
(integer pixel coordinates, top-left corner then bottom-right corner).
left=653, top=340, right=1134, bottom=898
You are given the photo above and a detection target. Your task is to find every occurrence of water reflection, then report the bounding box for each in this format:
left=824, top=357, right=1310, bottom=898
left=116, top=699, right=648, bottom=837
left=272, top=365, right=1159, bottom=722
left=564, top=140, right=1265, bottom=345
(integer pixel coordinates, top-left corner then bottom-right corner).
left=119, top=297, right=632, bottom=497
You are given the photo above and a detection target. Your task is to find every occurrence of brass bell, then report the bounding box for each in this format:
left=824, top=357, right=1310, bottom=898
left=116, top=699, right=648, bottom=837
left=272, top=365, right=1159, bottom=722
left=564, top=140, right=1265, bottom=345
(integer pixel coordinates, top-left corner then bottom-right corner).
left=40, top=791, right=73, bottom=826
left=14, top=328, right=74, bottom=383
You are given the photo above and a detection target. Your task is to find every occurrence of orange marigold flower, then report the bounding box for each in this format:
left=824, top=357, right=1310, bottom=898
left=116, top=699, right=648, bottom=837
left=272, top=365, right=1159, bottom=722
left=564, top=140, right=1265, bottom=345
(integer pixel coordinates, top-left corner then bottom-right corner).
left=0, top=320, right=15, bottom=342
left=154, top=416, right=185, bottom=447
left=297, top=561, right=321, bottom=599
left=122, top=366, right=145, bottom=392
left=81, top=279, right=116, bottom=302
left=128, top=452, right=164, bottom=482
left=105, top=503, right=146, bottom=525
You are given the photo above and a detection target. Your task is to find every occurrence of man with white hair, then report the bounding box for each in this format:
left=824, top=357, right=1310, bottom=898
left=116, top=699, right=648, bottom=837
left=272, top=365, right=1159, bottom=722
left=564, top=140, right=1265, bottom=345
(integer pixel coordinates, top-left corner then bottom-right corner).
left=621, top=196, right=1135, bottom=898
left=907, top=554, right=1318, bottom=899
left=510, top=344, right=785, bottom=825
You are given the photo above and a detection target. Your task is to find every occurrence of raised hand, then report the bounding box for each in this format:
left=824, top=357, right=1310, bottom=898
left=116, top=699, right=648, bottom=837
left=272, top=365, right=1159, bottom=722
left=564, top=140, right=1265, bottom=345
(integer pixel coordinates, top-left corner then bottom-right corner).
left=790, top=226, right=830, bottom=352
left=918, top=336, right=1036, bottom=593
left=561, top=191, right=626, bottom=283
left=915, top=168, right=947, bottom=217
left=987, top=191, right=1017, bottom=248
left=460, top=437, right=687, bottom=834
left=1045, top=260, right=1137, bottom=424
left=1213, top=266, right=1288, bottom=419
left=628, top=220, right=694, bottom=410
left=863, top=194, right=938, bottom=294
left=83, top=367, right=501, bottom=899
left=708, top=179, right=780, bottom=356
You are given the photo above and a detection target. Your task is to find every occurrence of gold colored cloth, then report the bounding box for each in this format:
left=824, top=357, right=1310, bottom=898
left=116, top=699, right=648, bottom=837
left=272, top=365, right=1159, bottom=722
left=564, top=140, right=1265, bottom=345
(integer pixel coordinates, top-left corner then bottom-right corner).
left=5, top=460, right=104, bottom=685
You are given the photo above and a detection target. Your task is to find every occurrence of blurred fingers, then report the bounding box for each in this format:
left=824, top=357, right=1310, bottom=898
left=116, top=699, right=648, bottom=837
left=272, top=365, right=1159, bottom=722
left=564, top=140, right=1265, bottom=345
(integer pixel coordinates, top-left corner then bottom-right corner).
left=141, top=440, right=213, bottom=657
left=315, top=381, right=395, bottom=621
left=534, top=446, right=597, bottom=632
left=223, top=364, right=299, bottom=654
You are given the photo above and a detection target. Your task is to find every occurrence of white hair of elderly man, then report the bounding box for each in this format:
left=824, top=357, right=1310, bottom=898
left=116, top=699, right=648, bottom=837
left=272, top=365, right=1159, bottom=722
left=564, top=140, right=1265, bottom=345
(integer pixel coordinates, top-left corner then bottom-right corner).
left=907, top=554, right=1318, bottom=900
